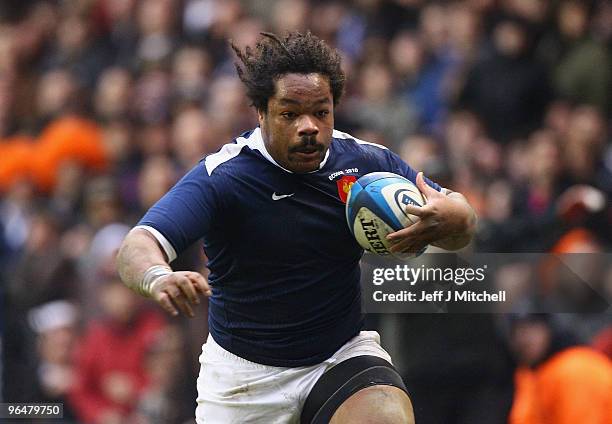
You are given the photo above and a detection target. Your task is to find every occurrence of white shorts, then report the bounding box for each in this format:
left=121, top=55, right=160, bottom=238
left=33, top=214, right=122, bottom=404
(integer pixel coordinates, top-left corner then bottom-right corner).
left=195, top=331, right=392, bottom=424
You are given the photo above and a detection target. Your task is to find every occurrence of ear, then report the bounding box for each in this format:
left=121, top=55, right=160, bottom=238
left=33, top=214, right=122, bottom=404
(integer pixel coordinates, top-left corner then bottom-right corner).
left=257, top=108, right=265, bottom=125
left=257, top=107, right=268, bottom=130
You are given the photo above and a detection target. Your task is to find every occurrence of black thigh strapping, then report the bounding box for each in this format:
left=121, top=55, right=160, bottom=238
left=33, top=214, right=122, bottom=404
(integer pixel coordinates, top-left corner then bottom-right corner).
left=300, top=355, right=408, bottom=424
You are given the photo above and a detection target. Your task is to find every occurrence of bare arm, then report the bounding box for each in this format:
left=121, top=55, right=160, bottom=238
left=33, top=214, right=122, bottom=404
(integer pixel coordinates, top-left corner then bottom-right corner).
left=117, top=229, right=169, bottom=290
left=117, top=228, right=211, bottom=317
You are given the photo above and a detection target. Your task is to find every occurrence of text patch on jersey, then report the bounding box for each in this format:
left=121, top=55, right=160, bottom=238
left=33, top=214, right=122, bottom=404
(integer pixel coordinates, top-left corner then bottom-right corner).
left=336, top=175, right=357, bottom=203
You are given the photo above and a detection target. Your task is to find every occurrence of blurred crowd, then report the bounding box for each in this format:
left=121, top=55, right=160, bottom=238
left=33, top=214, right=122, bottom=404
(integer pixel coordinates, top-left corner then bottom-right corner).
left=0, top=0, right=611, bottom=423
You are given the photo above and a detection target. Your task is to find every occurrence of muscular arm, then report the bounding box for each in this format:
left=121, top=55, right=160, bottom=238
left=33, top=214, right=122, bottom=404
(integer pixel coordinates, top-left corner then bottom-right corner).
left=117, top=228, right=170, bottom=291
left=117, top=228, right=211, bottom=317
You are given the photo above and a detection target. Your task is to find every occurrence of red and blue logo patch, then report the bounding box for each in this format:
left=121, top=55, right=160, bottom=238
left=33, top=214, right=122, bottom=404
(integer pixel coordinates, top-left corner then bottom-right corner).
left=336, top=175, right=357, bottom=203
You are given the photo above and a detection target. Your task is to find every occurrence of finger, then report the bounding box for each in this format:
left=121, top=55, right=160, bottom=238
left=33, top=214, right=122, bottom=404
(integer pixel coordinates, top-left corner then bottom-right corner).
left=403, top=204, right=426, bottom=217
left=416, top=172, right=438, bottom=197
left=164, top=285, right=195, bottom=318
left=187, top=272, right=212, bottom=296
left=157, top=292, right=179, bottom=316
left=176, top=275, right=200, bottom=305
left=175, top=297, right=195, bottom=317
left=390, top=237, right=427, bottom=253
left=386, top=223, right=431, bottom=252
left=387, top=221, right=425, bottom=240
left=171, top=293, right=195, bottom=317
left=388, top=227, right=429, bottom=253
left=415, top=172, right=428, bottom=193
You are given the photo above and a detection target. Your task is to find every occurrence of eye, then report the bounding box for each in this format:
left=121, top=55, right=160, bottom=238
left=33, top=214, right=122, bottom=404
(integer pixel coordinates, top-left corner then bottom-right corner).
left=281, top=111, right=297, bottom=120
left=316, top=110, right=330, bottom=118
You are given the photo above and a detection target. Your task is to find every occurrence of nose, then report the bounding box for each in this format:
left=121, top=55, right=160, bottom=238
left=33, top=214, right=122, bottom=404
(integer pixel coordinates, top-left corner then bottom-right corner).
left=297, top=115, right=319, bottom=137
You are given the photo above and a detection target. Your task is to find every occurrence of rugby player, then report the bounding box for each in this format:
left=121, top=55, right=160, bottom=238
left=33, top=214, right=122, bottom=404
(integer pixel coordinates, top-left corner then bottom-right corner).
left=117, top=31, right=476, bottom=423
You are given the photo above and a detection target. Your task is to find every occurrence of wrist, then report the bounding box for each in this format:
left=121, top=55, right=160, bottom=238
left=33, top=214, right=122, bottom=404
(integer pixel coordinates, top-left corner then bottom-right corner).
left=447, top=193, right=476, bottom=234
left=138, top=265, right=172, bottom=297
left=432, top=195, right=476, bottom=250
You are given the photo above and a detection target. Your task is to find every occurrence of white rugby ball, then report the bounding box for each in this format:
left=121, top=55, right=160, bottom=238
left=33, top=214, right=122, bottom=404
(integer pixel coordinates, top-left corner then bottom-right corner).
left=346, top=172, right=426, bottom=259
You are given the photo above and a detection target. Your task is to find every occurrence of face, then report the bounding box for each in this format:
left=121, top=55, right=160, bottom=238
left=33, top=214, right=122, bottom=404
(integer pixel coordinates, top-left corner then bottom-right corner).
left=100, top=281, right=141, bottom=324
left=259, top=73, right=334, bottom=173
left=494, top=21, right=526, bottom=57
left=511, top=321, right=551, bottom=366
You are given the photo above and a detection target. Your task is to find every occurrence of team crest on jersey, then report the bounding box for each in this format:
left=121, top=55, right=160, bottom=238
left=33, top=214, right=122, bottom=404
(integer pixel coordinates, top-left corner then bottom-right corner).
left=336, top=175, right=357, bottom=203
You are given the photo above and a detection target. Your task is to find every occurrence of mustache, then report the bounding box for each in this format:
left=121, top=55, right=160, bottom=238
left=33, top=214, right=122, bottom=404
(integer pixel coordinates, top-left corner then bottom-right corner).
left=290, top=136, right=322, bottom=153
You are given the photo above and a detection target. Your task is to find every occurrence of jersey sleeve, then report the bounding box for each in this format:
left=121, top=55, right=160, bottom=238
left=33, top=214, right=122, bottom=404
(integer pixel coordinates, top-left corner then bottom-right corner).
left=383, top=149, right=443, bottom=192
left=137, top=162, right=220, bottom=261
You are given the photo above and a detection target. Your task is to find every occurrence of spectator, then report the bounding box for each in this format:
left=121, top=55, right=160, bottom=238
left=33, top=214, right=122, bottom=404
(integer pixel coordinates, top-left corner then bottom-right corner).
left=171, top=45, right=212, bottom=105
left=69, top=279, right=166, bottom=424
left=344, top=62, right=418, bottom=149
left=509, top=314, right=612, bottom=424
left=137, top=155, right=177, bottom=210
left=134, top=0, right=179, bottom=67
left=94, top=67, right=133, bottom=122
left=458, top=15, right=551, bottom=142
left=133, top=325, right=195, bottom=424
left=171, top=107, right=216, bottom=171
left=28, top=300, right=80, bottom=423
left=539, top=0, right=612, bottom=112
left=40, top=10, right=113, bottom=89
left=8, top=210, right=78, bottom=309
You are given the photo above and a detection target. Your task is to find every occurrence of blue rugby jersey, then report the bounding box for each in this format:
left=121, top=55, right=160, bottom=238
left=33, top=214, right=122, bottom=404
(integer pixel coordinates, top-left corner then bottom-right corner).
left=138, top=128, right=441, bottom=367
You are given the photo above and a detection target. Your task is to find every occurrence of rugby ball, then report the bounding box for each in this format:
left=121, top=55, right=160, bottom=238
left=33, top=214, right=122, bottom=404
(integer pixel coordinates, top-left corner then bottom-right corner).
left=346, top=172, right=426, bottom=259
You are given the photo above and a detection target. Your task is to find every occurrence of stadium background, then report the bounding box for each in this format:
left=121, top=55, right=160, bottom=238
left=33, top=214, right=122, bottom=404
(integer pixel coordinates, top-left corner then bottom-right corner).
left=0, top=0, right=610, bottom=423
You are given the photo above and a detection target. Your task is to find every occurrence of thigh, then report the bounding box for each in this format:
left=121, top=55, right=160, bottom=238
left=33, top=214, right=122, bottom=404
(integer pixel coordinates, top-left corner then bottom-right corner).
left=301, top=353, right=412, bottom=423
left=195, top=338, right=315, bottom=424
left=330, top=385, right=414, bottom=424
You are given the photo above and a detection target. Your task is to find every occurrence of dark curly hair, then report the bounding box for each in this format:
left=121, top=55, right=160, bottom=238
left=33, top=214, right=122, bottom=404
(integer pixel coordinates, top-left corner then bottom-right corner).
left=231, top=31, right=345, bottom=112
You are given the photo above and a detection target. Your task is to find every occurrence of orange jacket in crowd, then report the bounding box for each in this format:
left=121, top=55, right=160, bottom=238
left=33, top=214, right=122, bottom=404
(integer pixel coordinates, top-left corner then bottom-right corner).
left=510, top=346, right=612, bottom=424
left=0, top=115, right=107, bottom=193
left=0, top=135, right=35, bottom=192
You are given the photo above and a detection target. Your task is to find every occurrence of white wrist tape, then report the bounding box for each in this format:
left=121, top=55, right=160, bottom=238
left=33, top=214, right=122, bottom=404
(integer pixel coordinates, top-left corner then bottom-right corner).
left=138, top=265, right=172, bottom=297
